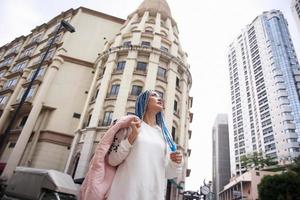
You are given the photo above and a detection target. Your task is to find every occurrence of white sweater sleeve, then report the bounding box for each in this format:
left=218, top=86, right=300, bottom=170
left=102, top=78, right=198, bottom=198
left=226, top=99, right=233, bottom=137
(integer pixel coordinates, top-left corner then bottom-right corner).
left=108, top=138, right=132, bottom=166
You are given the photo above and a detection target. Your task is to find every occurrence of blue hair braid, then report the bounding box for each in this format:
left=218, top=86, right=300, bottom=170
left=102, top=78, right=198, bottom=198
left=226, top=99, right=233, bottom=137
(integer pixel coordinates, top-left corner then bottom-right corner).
left=135, top=90, right=177, bottom=152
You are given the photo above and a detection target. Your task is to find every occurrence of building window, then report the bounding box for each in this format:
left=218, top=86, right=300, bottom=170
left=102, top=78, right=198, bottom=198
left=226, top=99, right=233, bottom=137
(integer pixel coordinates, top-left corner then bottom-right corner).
left=46, top=34, right=62, bottom=46
left=176, top=77, right=180, bottom=88
left=11, top=61, right=27, bottom=73
left=109, top=84, right=120, bottom=96
left=160, top=46, right=168, bottom=52
left=157, top=67, right=166, bottom=78
left=174, top=100, right=178, bottom=112
left=16, top=86, right=37, bottom=102
left=171, top=126, right=176, bottom=140
left=86, top=114, right=92, bottom=127
left=136, top=62, right=147, bottom=71
left=123, top=41, right=131, bottom=47
left=99, top=67, right=106, bottom=78
left=141, top=41, right=151, bottom=47
left=38, top=49, right=54, bottom=62
left=20, top=47, right=35, bottom=58
left=8, top=142, right=16, bottom=148
left=3, top=78, right=18, bottom=89
left=31, top=34, right=41, bottom=43
left=131, top=85, right=143, bottom=96
left=94, top=89, right=99, bottom=100
left=27, top=67, right=45, bottom=81
left=0, top=71, right=6, bottom=78
left=0, top=95, right=8, bottom=105
left=102, top=111, right=113, bottom=126
left=116, top=61, right=126, bottom=71
left=19, top=116, right=28, bottom=128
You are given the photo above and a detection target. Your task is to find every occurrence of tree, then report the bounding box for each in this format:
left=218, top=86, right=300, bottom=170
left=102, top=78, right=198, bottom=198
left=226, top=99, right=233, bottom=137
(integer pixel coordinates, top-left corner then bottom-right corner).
left=240, top=152, right=277, bottom=170
left=258, top=156, right=300, bottom=200
left=258, top=172, right=300, bottom=200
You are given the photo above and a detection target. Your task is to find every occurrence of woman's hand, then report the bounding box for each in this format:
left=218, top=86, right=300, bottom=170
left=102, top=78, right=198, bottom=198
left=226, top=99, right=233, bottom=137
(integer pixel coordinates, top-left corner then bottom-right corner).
left=170, top=151, right=182, bottom=164
left=127, top=118, right=141, bottom=145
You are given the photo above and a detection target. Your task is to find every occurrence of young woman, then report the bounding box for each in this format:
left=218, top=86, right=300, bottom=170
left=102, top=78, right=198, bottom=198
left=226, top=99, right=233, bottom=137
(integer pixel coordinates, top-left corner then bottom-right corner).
left=106, top=90, right=183, bottom=200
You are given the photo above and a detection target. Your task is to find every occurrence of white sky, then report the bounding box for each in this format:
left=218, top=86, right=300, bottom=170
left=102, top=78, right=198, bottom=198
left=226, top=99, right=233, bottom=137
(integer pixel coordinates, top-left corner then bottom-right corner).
left=1, top=0, right=300, bottom=191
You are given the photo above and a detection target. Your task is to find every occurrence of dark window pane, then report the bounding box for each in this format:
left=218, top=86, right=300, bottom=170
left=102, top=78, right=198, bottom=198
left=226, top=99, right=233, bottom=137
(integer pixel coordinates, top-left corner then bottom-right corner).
left=174, top=100, right=178, bottom=112
left=131, top=85, right=143, bottom=96
left=110, top=84, right=120, bottom=96
left=171, top=126, right=176, bottom=139
left=157, top=67, right=166, bottom=78
left=176, top=77, right=180, bottom=88
left=116, top=61, right=126, bottom=71
left=136, top=62, right=147, bottom=71
left=19, top=116, right=28, bottom=127
left=123, top=41, right=131, bottom=47
left=160, top=46, right=168, bottom=52
left=141, top=41, right=151, bottom=47
left=102, top=111, right=113, bottom=126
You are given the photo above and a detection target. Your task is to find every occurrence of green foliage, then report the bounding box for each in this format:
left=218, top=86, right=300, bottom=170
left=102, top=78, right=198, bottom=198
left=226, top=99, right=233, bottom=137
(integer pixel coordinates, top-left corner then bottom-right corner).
left=258, top=156, right=300, bottom=200
left=258, top=172, right=300, bottom=200
left=240, top=152, right=277, bottom=170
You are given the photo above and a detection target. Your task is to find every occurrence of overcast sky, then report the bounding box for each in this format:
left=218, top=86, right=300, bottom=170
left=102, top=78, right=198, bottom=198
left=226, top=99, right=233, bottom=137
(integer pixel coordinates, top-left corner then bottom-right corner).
left=1, top=0, right=299, bottom=191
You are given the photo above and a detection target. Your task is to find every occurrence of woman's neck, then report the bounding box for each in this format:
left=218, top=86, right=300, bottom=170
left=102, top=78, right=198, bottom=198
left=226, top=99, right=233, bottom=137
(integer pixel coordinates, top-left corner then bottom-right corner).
left=143, top=111, right=157, bottom=127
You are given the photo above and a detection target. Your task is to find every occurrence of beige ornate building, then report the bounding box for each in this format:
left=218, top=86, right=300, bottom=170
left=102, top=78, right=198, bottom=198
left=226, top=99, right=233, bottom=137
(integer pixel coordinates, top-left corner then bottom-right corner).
left=0, top=0, right=193, bottom=199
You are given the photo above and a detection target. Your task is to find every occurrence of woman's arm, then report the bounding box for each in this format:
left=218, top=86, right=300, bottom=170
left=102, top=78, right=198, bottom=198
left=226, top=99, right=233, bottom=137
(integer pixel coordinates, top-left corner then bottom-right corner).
left=166, top=151, right=183, bottom=179
left=108, top=137, right=132, bottom=166
left=107, top=118, right=141, bottom=166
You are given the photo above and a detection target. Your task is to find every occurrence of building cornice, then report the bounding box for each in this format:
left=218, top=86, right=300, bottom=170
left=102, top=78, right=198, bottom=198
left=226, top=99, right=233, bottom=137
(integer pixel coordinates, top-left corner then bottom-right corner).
left=60, top=55, right=94, bottom=68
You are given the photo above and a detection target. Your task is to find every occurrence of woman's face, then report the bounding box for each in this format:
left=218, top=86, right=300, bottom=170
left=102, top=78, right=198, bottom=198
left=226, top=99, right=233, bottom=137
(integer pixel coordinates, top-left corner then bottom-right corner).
left=146, top=91, right=164, bottom=113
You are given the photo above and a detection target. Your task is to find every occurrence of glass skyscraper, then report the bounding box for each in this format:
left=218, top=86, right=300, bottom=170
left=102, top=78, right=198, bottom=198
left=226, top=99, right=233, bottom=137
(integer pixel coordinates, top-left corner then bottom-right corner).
left=228, top=10, right=300, bottom=175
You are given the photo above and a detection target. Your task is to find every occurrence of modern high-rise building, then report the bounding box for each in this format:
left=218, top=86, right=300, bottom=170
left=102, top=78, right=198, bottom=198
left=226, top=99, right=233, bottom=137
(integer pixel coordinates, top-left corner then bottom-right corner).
left=212, top=114, right=230, bottom=200
left=0, top=0, right=193, bottom=199
left=228, top=10, right=300, bottom=175
left=292, top=0, right=300, bottom=33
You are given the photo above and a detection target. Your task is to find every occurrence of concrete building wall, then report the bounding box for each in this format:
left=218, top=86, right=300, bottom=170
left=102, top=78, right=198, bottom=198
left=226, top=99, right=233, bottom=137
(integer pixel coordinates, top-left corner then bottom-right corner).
left=0, top=7, right=125, bottom=179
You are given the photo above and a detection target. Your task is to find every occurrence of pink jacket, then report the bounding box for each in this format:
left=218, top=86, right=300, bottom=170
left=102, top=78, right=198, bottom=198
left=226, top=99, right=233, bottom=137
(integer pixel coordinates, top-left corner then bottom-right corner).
left=79, top=115, right=136, bottom=200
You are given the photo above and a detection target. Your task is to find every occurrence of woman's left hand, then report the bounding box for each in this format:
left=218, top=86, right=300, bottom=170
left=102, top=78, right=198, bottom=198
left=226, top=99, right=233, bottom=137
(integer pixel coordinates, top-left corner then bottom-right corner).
left=170, top=151, right=182, bottom=164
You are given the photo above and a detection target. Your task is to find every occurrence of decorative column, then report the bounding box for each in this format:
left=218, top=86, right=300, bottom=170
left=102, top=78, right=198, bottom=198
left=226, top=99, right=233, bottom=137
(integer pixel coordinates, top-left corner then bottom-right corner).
left=0, top=69, right=30, bottom=132
left=144, top=53, right=159, bottom=90
left=178, top=73, right=188, bottom=146
left=132, top=11, right=149, bottom=45
left=20, top=109, right=50, bottom=166
left=152, top=13, right=161, bottom=49
left=74, top=53, right=117, bottom=179
left=112, top=51, right=137, bottom=119
left=164, top=61, right=177, bottom=129
left=166, top=18, right=178, bottom=57
left=112, top=13, right=138, bottom=47
left=64, top=60, right=102, bottom=173
left=2, top=57, right=64, bottom=179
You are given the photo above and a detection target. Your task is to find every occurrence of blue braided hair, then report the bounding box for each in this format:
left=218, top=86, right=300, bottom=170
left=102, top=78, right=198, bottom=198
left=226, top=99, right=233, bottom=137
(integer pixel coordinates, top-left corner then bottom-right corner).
left=135, top=90, right=177, bottom=152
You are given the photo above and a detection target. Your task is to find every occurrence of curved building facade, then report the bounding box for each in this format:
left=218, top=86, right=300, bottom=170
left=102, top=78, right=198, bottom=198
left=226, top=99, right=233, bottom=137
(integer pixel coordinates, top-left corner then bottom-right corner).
left=66, top=0, right=193, bottom=198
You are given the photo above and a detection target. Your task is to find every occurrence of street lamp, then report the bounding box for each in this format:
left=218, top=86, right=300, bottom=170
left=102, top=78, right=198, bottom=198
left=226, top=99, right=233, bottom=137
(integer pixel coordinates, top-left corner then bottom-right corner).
left=0, top=20, right=75, bottom=152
